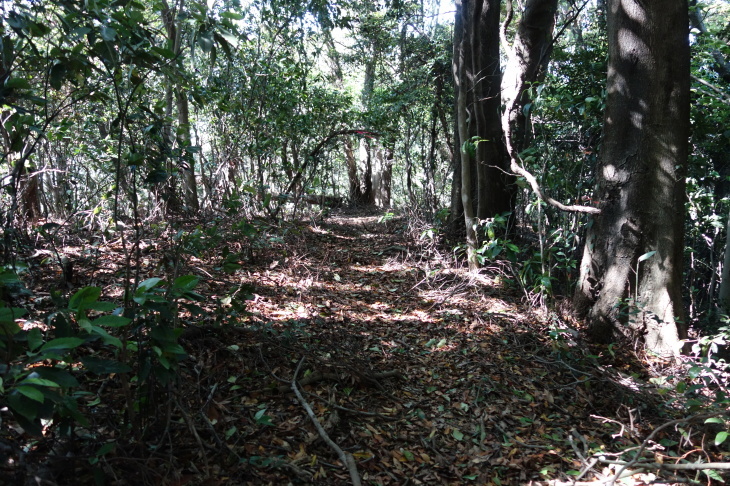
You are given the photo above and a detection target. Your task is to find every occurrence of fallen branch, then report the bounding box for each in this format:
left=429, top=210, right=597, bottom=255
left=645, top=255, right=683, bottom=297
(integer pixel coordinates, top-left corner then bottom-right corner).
left=256, top=369, right=404, bottom=395
left=291, top=357, right=362, bottom=486
left=604, top=412, right=729, bottom=486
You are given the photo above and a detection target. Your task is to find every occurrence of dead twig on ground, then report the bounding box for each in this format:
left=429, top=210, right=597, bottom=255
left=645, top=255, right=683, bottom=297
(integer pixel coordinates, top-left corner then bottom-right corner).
left=291, top=356, right=362, bottom=486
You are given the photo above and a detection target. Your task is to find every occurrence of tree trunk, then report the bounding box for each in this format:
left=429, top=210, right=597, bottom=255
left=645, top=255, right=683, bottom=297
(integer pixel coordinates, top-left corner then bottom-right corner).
left=161, top=0, right=199, bottom=214
left=718, top=205, right=730, bottom=313
left=501, top=0, right=559, bottom=155
left=454, top=0, right=479, bottom=270
left=453, top=0, right=513, bottom=269
left=574, top=0, right=690, bottom=357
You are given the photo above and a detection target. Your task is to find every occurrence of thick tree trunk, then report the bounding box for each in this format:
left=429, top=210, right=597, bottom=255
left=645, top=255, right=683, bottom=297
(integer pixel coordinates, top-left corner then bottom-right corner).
left=453, top=0, right=513, bottom=269
left=574, top=0, right=690, bottom=357
left=454, top=0, right=479, bottom=270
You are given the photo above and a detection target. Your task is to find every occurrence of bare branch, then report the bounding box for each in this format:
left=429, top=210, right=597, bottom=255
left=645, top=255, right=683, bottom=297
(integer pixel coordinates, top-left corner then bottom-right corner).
left=291, top=357, right=362, bottom=486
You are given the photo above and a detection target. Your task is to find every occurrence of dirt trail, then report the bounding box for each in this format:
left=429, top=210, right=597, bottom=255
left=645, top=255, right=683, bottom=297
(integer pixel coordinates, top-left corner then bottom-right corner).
left=171, top=210, right=654, bottom=485
left=7, top=210, right=669, bottom=485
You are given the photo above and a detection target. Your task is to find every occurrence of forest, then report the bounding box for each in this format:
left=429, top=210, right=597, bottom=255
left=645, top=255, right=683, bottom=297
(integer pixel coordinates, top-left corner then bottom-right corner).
left=0, top=0, right=729, bottom=484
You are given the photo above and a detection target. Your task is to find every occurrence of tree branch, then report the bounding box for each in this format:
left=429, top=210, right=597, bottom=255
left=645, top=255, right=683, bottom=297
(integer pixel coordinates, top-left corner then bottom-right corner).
left=291, top=357, right=362, bottom=486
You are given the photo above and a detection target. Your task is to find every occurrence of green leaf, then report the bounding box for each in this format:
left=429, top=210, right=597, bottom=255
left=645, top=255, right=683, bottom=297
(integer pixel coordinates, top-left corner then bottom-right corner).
left=86, top=302, right=118, bottom=312
left=254, top=408, right=273, bottom=425
left=0, top=307, right=26, bottom=323
left=221, top=12, right=244, bottom=20
left=150, top=46, right=176, bottom=59
left=703, top=469, right=724, bottom=481
left=31, top=367, right=78, bottom=388
left=80, top=357, right=131, bottom=374
left=137, top=278, right=163, bottom=293
left=197, top=30, right=214, bottom=53
left=715, top=431, right=728, bottom=446
left=173, top=275, right=199, bottom=291
left=16, top=385, right=44, bottom=403
left=96, top=442, right=115, bottom=457
left=69, top=287, right=102, bottom=311
left=452, top=428, right=464, bottom=441
left=93, top=315, right=131, bottom=327
left=40, top=337, right=84, bottom=352
left=100, top=25, right=117, bottom=41
left=90, top=326, right=122, bottom=348
left=638, top=250, right=656, bottom=262
left=4, top=78, right=31, bottom=89
left=21, top=378, right=60, bottom=388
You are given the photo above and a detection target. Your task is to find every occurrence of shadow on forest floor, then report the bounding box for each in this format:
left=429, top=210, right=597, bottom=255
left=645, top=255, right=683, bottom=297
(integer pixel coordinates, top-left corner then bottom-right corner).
left=1, top=208, right=725, bottom=485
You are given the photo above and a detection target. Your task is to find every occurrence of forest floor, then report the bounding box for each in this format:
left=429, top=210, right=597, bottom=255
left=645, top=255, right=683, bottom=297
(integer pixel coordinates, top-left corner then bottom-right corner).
left=3, top=208, right=729, bottom=485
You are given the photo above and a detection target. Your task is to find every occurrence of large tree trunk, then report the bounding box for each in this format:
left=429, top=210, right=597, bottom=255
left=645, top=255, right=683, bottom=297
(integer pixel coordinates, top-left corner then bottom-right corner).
left=574, top=0, right=690, bottom=357
left=453, top=0, right=513, bottom=269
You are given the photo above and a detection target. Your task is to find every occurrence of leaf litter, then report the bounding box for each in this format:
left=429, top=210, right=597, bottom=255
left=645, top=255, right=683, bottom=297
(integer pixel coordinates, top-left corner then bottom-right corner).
left=3, top=209, right=728, bottom=485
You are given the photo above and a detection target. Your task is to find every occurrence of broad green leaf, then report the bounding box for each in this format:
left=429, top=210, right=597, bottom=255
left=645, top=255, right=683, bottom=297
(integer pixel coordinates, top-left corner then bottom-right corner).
left=197, top=30, right=214, bottom=53
left=5, top=78, right=31, bottom=89
left=173, top=275, right=199, bottom=291
left=80, top=357, right=131, bottom=374
left=100, top=25, right=116, bottom=41
left=452, top=428, right=464, bottom=441
left=16, top=385, right=44, bottom=403
left=69, top=287, right=101, bottom=311
left=715, top=431, right=728, bottom=446
left=96, top=442, right=115, bottom=456
left=90, top=326, right=122, bottom=348
left=137, top=278, right=163, bottom=293
left=21, top=378, right=60, bottom=388
left=28, top=327, right=43, bottom=351
left=151, top=46, right=176, bottom=59
left=8, top=391, right=39, bottom=421
left=93, top=315, right=131, bottom=327
left=221, top=12, right=244, bottom=20
left=86, top=302, right=117, bottom=312
left=0, top=307, right=26, bottom=323
left=31, top=367, right=78, bottom=388
left=40, top=337, right=84, bottom=352
left=218, top=29, right=239, bottom=48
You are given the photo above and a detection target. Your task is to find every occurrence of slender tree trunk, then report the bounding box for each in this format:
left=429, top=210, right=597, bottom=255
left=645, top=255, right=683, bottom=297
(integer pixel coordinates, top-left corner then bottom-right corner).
left=502, top=0, right=559, bottom=155
left=161, top=0, right=199, bottom=213
left=574, top=0, right=690, bottom=357
left=718, top=206, right=730, bottom=313
left=454, top=0, right=479, bottom=270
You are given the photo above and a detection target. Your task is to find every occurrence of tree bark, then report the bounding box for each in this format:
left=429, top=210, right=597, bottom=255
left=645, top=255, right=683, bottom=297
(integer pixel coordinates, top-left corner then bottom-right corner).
left=161, top=0, right=200, bottom=213
left=454, top=0, right=479, bottom=270
left=453, top=0, right=514, bottom=269
left=501, top=0, right=559, bottom=155
left=574, top=0, right=690, bottom=357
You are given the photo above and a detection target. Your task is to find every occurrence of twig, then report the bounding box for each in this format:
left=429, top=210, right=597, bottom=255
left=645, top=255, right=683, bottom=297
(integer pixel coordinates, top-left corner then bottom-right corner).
left=291, top=357, right=362, bottom=486
left=605, top=412, right=728, bottom=485
left=173, top=396, right=210, bottom=471
left=302, top=389, right=400, bottom=421
left=598, top=456, right=730, bottom=471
